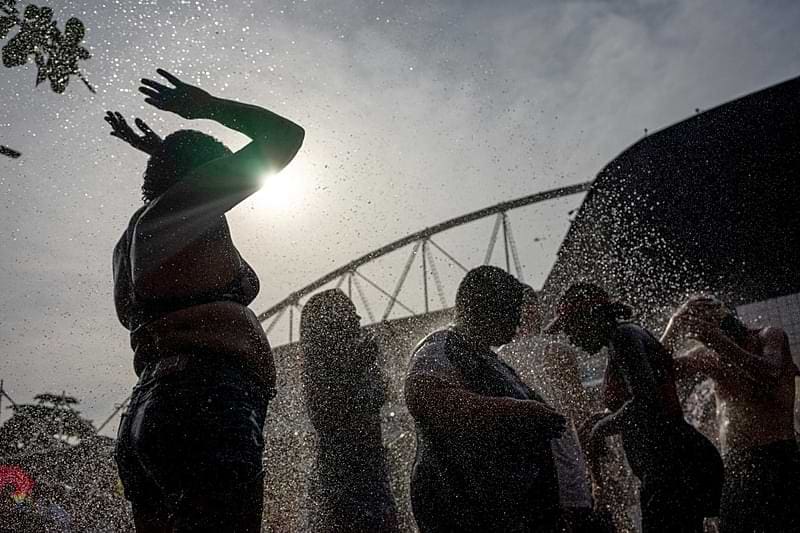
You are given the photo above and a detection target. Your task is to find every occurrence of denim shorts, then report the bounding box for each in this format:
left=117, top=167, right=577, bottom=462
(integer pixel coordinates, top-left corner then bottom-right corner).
left=115, top=358, right=269, bottom=531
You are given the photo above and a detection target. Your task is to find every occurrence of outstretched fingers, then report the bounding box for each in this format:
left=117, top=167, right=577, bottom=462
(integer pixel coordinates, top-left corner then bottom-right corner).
left=105, top=111, right=133, bottom=138
left=138, top=86, right=161, bottom=99
left=134, top=118, right=156, bottom=136
left=140, top=78, right=171, bottom=93
left=143, top=98, right=167, bottom=111
left=155, top=68, right=184, bottom=87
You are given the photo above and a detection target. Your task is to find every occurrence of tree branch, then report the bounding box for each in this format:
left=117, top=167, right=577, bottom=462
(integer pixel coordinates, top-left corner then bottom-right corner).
left=0, top=145, right=21, bottom=158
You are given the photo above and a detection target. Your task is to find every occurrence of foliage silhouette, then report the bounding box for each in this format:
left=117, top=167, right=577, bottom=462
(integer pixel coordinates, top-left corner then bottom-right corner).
left=0, top=144, right=21, bottom=158
left=1, top=0, right=93, bottom=94
left=0, top=392, right=95, bottom=457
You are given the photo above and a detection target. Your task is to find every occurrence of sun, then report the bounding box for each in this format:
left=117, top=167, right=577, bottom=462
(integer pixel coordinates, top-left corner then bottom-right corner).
left=251, top=158, right=307, bottom=211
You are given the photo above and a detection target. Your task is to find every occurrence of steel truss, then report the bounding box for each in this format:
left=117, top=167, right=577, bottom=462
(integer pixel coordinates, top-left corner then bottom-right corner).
left=258, top=182, right=592, bottom=343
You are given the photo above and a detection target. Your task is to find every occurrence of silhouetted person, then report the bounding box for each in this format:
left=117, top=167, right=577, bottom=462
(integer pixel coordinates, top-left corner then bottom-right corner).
left=300, top=289, right=400, bottom=533
left=547, top=283, right=723, bottom=533
left=499, top=286, right=614, bottom=533
left=662, top=295, right=800, bottom=533
left=405, top=266, right=566, bottom=533
left=110, top=69, right=304, bottom=532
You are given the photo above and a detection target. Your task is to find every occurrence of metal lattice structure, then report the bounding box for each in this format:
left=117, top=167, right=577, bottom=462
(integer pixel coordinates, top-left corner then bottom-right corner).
left=258, top=182, right=592, bottom=344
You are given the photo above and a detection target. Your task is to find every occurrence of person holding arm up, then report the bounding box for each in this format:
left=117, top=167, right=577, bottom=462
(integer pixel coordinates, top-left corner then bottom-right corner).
left=662, top=295, right=800, bottom=533
left=547, top=283, right=723, bottom=533
left=109, top=69, right=304, bottom=533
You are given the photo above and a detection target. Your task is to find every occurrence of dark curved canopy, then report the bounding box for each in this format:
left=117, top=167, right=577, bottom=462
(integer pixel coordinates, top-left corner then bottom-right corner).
left=544, top=76, right=800, bottom=316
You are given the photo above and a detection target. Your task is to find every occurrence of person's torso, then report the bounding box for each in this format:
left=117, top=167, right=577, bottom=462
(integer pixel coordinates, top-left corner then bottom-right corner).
left=606, top=323, right=696, bottom=475
left=114, top=206, right=272, bottom=381
left=410, top=329, right=559, bottom=517
left=500, top=336, right=594, bottom=508
left=715, top=331, right=797, bottom=453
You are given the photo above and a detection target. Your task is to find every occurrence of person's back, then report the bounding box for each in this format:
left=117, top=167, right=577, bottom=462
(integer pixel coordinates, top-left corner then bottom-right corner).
left=711, top=328, right=799, bottom=533
left=713, top=327, right=796, bottom=452
left=605, top=323, right=688, bottom=475
left=114, top=205, right=273, bottom=384
left=606, top=323, right=722, bottom=520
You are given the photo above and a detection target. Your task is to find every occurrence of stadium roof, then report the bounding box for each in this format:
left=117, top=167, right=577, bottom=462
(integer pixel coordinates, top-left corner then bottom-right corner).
left=544, top=75, right=800, bottom=313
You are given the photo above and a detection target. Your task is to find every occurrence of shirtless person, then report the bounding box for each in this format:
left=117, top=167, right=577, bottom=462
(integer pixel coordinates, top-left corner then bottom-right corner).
left=662, top=295, right=800, bottom=533
left=549, top=283, right=722, bottom=533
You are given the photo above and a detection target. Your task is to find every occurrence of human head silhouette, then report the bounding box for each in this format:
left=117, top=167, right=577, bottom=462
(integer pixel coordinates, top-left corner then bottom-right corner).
left=454, top=266, right=525, bottom=348
left=546, top=282, right=632, bottom=354
left=142, top=129, right=231, bottom=202
left=300, top=289, right=362, bottom=348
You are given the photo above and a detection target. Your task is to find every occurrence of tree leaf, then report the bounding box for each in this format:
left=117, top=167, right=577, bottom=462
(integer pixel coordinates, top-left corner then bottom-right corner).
left=0, top=16, right=15, bottom=39
left=64, top=17, right=83, bottom=42
left=0, top=145, right=22, bottom=158
left=34, top=51, right=46, bottom=84
left=1, top=35, right=31, bottom=67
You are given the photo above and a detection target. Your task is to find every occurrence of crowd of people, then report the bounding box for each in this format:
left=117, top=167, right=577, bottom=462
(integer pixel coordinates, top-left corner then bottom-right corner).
left=107, top=70, right=798, bottom=532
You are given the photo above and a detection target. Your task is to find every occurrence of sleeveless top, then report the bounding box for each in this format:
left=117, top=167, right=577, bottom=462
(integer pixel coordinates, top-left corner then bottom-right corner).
left=408, top=328, right=560, bottom=527
left=113, top=204, right=275, bottom=391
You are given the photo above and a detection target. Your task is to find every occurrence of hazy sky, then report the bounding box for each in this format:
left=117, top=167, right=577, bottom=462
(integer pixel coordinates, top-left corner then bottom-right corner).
left=2, top=0, right=799, bottom=431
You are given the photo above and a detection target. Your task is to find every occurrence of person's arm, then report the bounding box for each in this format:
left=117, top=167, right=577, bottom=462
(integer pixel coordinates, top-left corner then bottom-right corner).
left=592, top=325, right=659, bottom=439
left=673, top=345, right=723, bottom=382
left=660, top=313, right=685, bottom=353
left=681, top=316, right=786, bottom=386
left=543, top=342, right=593, bottom=424
left=590, top=398, right=640, bottom=439
left=405, top=373, right=566, bottom=435
left=131, top=69, right=304, bottom=281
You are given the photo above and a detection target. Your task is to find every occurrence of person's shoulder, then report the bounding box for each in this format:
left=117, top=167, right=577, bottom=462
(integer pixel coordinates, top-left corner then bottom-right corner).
left=408, top=328, right=460, bottom=375
left=114, top=207, right=148, bottom=257
left=542, top=338, right=580, bottom=362
left=611, top=321, right=643, bottom=339
left=757, top=326, right=792, bottom=359
left=497, top=334, right=530, bottom=357
left=412, top=327, right=457, bottom=356
left=758, top=325, right=788, bottom=341
left=614, top=321, right=646, bottom=335
left=610, top=322, right=654, bottom=352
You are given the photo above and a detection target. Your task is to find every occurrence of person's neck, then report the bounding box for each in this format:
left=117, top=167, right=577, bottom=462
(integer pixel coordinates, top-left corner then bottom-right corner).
left=453, top=321, right=491, bottom=352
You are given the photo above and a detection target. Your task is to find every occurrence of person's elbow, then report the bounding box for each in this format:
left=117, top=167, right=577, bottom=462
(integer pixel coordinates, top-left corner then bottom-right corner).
left=285, top=122, right=305, bottom=161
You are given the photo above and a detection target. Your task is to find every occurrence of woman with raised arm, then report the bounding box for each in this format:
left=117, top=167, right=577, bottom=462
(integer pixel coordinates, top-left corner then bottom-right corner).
left=109, top=69, right=304, bottom=533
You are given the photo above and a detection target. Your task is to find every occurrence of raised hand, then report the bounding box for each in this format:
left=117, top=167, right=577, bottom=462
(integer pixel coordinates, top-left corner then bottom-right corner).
left=138, top=69, right=214, bottom=120
left=104, top=111, right=162, bottom=155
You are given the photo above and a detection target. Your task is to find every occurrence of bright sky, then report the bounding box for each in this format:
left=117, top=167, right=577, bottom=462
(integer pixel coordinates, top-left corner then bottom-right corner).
left=2, top=0, right=799, bottom=430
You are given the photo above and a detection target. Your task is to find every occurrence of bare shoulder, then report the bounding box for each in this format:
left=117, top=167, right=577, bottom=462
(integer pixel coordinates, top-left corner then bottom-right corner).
left=755, top=326, right=795, bottom=373
left=758, top=325, right=788, bottom=343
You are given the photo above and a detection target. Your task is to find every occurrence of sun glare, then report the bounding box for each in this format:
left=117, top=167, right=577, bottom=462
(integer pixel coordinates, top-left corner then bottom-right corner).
left=252, top=159, right=307, bottom=211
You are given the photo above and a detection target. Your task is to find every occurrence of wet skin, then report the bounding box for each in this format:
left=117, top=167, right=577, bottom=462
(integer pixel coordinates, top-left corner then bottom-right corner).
left=681, top=329, right=797, bottom=453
